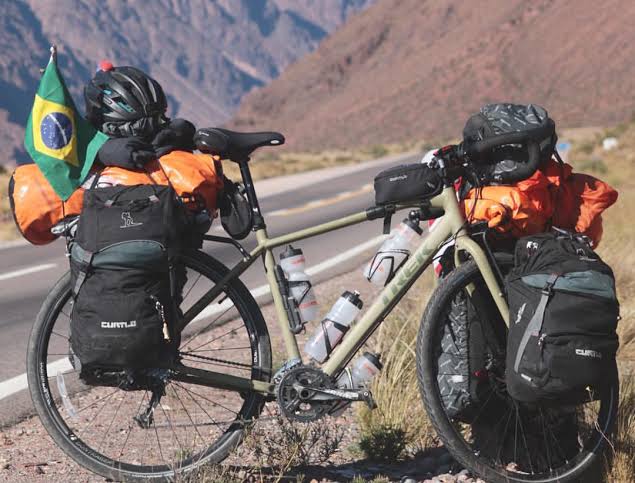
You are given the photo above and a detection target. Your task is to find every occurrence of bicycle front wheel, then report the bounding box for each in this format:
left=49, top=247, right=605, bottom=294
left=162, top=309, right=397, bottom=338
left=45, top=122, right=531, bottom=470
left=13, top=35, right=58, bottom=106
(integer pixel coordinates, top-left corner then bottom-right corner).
left=27, top=249, right=272, bottom=482
left=416, top=255, right=618, bottom=483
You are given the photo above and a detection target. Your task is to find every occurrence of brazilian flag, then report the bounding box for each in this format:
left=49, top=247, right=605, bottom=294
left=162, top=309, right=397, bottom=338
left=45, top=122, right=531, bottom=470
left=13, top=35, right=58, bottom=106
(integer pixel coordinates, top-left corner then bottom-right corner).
left=24, top=46, right=108, bottom=200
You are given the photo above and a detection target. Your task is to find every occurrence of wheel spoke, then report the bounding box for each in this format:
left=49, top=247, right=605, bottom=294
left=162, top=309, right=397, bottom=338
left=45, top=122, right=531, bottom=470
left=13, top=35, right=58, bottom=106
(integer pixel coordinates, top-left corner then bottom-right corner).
left=32, top=254, right=269, bottom=478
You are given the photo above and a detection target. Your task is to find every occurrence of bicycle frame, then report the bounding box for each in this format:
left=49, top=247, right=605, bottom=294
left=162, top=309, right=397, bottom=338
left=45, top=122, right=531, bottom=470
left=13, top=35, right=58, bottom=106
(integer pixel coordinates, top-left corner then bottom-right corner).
left=174, top=185, right=510, bottom=396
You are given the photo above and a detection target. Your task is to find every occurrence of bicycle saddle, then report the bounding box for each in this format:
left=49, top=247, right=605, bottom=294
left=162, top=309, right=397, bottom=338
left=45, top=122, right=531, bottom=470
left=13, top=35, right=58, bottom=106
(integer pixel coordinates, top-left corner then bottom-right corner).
left=194, top=127, right=285, bottom=162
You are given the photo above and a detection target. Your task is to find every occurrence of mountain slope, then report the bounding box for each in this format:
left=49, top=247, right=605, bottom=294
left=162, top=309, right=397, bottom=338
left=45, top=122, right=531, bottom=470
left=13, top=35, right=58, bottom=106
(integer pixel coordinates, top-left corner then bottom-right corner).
left=232, top=0, right=635, bottom=150
left=0, top=0, right=373, bottom=166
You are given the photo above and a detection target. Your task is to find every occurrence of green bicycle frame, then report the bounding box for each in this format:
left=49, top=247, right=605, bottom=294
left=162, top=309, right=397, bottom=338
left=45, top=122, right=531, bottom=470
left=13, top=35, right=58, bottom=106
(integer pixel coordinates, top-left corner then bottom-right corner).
left=175, top=186, right=510, bottom=396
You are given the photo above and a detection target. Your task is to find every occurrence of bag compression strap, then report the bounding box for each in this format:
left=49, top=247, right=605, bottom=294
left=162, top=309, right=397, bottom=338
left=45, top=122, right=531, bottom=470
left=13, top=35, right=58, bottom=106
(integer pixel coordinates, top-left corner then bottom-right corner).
left=513, top=273, right=559, bottom=373
left=72, top=245, right=94, bottom=296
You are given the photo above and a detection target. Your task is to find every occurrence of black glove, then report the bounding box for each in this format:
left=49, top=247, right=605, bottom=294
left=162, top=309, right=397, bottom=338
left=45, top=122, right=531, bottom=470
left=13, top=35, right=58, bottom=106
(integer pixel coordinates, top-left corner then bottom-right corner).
left=152, top=118, right=196, bottom=157
left=96, top=136, right=156, bottom=169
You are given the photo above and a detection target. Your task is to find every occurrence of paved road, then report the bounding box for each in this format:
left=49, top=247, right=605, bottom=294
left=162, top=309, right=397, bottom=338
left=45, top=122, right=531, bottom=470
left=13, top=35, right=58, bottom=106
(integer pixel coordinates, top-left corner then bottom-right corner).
left=0, top=152, right=419, bottom=426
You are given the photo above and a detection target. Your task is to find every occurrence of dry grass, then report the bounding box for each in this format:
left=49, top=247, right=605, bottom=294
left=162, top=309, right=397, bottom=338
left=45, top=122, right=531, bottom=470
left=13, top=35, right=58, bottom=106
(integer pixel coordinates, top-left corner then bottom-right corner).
left=357, top=274, right=439, bottom=459
left=0, top=170, right=19, bottom=241
left=603, top=373, right=635, bottom=483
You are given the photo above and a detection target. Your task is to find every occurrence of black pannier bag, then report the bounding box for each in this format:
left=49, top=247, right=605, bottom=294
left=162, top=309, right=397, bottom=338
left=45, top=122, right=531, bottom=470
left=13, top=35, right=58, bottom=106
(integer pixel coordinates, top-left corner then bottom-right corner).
left=374, top=164, right=442, bottom=205
left=505, top=230, right=620, bottom=403
left=70, top=183, right=185, bottom=374
left=463, top=103, right=557, bottom=184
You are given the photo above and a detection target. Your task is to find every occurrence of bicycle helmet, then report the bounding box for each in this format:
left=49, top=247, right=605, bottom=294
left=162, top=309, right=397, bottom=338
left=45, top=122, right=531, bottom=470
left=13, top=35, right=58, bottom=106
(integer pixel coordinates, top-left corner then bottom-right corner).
left=84, top=62, right=168, bottom=138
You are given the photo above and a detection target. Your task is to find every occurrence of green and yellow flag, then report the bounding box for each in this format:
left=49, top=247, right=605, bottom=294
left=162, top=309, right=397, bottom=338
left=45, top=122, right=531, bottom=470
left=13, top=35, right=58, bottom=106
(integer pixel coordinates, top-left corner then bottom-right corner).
left=24, top=46, right=108, bottom=200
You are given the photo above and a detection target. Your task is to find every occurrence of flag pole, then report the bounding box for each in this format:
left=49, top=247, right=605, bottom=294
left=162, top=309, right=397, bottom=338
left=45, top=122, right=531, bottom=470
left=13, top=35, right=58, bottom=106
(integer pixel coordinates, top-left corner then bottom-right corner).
left=49, top=44, right=57, bottom=65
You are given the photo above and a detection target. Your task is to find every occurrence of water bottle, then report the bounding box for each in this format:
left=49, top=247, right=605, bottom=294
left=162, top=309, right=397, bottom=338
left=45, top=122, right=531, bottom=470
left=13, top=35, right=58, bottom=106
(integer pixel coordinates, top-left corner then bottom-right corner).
left=363, top=218, right=423, bottom=286
left=336, top=352, right=383, bottom=389
left=279, top=245, right=319, bottom=323
left=304, top=291, right=363, bottom=363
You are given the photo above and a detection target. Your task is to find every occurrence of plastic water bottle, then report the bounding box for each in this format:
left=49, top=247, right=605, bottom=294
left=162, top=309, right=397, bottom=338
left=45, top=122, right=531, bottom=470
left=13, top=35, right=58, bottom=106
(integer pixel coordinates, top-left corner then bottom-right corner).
left=280, top=245, right=319, bottom=323
left=304, top=291, right=363, bottom=363
left=336, top=352, right=383, bottom=389
left=363, top=218, right=423, bottom=285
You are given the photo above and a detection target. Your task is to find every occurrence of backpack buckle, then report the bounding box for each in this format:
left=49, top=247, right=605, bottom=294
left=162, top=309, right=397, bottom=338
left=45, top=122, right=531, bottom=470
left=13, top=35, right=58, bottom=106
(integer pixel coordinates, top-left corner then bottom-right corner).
left=541, top=273, right=559, bottom=295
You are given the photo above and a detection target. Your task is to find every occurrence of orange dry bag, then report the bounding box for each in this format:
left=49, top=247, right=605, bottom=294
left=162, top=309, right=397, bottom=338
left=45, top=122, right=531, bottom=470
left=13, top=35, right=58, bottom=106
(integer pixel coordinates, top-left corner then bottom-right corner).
left=8, top=164, right=84, bottom=245
left=9, top=151, right=223, bottom=246
left=462, top=169, right=554, bottom=238
left=542, top=159, right=618, bottom=246
left=98, top=151, right=223, bottom=212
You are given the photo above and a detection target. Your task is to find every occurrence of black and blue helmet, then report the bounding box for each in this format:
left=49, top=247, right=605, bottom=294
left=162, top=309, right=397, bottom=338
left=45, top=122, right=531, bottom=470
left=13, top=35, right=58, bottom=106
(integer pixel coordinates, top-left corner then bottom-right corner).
left=84, top=64, right=168, bottom=138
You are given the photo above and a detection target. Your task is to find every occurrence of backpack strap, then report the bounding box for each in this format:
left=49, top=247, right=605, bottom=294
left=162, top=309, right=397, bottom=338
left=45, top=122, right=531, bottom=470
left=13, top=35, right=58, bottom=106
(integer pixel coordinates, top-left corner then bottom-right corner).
left=513, top=273, right=559, bottom=372
left=72, top=244, right=94, bottom=296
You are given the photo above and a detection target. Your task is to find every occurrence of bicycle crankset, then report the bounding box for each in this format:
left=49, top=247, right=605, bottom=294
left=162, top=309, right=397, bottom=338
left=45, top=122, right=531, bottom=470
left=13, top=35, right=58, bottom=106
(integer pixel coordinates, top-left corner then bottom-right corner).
left=277, top=365, right=375, bottom=422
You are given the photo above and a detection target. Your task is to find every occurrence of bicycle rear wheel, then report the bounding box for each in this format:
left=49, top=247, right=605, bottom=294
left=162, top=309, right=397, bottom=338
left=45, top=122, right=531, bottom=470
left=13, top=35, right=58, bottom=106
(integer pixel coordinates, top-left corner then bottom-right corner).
left=27, top=249, right=271, bottom=482
left=416, top=255, right=618, bottom=483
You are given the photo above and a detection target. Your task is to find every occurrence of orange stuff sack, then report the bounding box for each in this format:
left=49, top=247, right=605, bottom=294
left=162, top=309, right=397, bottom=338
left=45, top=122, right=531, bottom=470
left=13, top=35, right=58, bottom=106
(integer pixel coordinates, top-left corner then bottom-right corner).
left=542, top=159, right=618, bottom=246
left=462, top=169, right=554, bottom=238
left=9, top=151, right=223, bottom=246
left=8, top=164, right=84, bottom=245
left=98, top=151, right=223, bottom=213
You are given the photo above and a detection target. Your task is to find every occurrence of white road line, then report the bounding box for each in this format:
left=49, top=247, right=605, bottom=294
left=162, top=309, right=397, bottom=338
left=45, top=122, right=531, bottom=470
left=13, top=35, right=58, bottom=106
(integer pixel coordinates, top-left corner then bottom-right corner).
left=0, top=358, right=72, bottom=402
left=0, top=263, right=57, bottom=282
left=0, top=236, right=384, bottom=402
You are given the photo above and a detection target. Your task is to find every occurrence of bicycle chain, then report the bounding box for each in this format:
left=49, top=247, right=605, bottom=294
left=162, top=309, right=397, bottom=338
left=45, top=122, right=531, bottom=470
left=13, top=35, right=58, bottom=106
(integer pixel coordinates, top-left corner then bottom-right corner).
left=179, top=351, right=254, bottom=369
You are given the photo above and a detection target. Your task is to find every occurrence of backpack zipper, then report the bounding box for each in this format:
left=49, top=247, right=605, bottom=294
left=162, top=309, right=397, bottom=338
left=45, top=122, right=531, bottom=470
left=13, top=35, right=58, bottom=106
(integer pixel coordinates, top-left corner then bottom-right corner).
left=150, top=295, right=170, bottom=342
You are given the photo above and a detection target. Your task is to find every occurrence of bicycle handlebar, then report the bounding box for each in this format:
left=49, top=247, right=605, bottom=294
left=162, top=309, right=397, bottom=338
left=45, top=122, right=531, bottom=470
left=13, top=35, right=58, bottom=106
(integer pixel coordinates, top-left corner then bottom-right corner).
left=435, top=135, right=542, bottom=184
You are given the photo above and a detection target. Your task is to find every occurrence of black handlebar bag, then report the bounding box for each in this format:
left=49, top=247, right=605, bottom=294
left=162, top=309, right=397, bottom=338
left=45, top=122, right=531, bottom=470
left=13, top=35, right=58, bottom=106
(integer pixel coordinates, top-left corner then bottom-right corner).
left=505, top=230, right=619, bottom=404
left=70, top=183, right=186, bottom=377
left=463, top=103, right=557, bottom=184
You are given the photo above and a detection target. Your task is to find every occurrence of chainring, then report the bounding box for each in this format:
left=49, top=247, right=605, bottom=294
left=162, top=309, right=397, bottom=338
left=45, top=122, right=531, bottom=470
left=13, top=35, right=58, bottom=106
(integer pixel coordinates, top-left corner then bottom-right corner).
left=276, top=365, right=336, bottom=422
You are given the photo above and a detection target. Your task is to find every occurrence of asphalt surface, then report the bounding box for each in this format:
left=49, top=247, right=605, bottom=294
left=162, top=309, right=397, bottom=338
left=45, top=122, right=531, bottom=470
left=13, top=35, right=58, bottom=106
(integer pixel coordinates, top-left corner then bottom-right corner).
left=0, top=152, right=418, bottom=426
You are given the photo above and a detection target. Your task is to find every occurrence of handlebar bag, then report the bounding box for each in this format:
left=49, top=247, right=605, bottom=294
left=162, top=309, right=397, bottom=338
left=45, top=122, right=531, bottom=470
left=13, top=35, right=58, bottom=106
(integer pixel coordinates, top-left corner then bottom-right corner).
left=505, top=230, right=619, bottom=404
left=374, top=164, right=443, bottom=205
left=69, top=183, right=186, bottom=378
left=463, top=103, right=557, bottom=183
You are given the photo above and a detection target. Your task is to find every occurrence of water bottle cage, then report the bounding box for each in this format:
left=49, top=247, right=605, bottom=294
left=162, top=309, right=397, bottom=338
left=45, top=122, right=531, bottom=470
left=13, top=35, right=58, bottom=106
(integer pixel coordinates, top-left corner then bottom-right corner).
left=287, top=279, right=312, bottom=304
left=366, top=249, right=410, bottom=285
left=321, top=318, right=349, bottom=355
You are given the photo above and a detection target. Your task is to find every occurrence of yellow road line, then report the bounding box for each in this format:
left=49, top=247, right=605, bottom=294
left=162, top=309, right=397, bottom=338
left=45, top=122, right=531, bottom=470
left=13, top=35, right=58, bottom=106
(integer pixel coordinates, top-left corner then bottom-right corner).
left=268, top=184, right=373, bottom=217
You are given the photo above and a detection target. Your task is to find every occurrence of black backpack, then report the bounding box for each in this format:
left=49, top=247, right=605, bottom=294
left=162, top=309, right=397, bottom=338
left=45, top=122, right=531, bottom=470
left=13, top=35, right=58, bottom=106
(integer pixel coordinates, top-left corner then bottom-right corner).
left=505, top=230, right=620, bottom=403
left=70, top=182, right=186, bottom=375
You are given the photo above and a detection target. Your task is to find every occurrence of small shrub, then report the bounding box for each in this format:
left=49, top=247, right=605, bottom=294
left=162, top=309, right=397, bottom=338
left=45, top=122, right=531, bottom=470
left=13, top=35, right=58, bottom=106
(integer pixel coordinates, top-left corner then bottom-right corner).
left=368, top=145, right=389, bottom=158
left=359, top=423, right=409, bottom=462
left=240, top=413, right=344, bottom=470
left=576, top=157, right=608, bottom=174
left=577, top=140, right=596, bottom=155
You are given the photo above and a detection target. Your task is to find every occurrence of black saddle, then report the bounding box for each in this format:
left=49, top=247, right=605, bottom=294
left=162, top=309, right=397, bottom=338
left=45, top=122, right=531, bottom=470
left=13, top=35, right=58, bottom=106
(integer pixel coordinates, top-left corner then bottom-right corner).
left=194, top=127, right=285, bottom=162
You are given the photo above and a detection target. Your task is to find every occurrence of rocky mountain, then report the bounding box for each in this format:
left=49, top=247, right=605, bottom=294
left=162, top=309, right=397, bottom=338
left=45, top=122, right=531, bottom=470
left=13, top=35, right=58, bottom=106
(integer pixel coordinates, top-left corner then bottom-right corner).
left=0, top=0, right=372, bottom=166
left=232, top=0, right=635, bottom=150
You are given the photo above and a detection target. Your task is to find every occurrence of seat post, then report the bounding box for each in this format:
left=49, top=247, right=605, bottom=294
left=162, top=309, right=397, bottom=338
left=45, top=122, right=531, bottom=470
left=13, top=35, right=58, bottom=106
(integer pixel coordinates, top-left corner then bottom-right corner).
left=238, top=159, right=266, bottom=230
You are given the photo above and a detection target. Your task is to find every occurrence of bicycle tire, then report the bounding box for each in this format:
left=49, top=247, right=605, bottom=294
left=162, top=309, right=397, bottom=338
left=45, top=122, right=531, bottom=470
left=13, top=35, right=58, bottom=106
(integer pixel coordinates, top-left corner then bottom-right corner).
left=27, top=249, right=272, bottom=482
left=416, top=254, right=619, bottom=483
